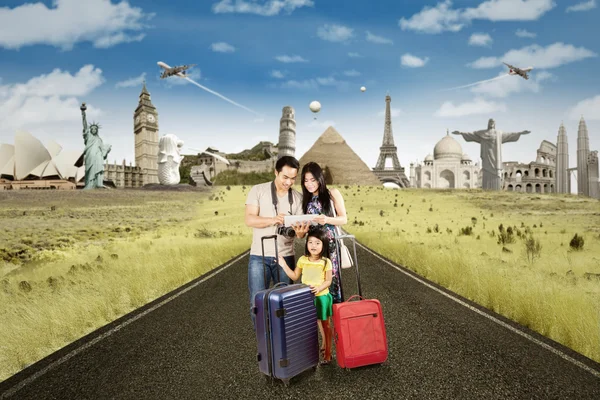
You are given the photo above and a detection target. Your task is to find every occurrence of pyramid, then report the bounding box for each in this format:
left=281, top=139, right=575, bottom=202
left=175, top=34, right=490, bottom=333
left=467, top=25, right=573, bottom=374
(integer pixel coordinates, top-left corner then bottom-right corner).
left=298, top=126, right=381, bottom=185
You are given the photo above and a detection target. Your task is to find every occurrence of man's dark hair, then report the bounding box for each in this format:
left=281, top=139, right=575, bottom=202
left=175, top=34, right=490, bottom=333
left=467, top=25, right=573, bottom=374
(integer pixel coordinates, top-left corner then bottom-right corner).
left=275, top=156, right=299, bottom=172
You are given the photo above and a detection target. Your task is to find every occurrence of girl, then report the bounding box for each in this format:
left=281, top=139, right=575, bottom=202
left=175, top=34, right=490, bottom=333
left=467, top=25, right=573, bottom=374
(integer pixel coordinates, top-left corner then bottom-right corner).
left=300, top=162, right=348, bottom=304
left=278, top=226, right=334, bottom=365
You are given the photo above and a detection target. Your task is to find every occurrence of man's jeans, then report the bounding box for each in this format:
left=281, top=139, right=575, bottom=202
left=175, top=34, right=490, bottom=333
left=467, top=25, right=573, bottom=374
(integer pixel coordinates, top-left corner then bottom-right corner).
left=248, top=254, right=295, bottom=328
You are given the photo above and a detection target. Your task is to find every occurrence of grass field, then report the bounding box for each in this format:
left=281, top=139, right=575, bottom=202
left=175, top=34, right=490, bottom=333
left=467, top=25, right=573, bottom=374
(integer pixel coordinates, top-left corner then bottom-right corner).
left=342, top=186, right=600, bottom=364
left=0, top=187, right=252, bottom=382
left=1, top=185, right=599, bottom=382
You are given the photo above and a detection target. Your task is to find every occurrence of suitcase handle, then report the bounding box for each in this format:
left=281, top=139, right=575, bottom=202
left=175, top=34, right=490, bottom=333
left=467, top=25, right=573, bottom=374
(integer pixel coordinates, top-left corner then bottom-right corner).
left=333, top=233, right=362, bottom=299
left=346, top=295, right=364, bottom=302
left=261, top=235, right=280, bottom=288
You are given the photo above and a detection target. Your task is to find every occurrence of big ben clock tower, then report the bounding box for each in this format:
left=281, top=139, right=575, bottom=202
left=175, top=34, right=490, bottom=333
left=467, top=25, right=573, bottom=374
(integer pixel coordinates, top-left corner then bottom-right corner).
left=134, top=81, right=159, bottom=185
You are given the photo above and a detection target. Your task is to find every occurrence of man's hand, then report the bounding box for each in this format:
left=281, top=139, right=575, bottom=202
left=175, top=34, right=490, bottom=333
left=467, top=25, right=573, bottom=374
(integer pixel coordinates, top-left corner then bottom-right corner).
left=272, top=214, right=285, bottom=226
left=292, top=221, right=310, bottom=238
left=313, top=214, right=328, bottom=225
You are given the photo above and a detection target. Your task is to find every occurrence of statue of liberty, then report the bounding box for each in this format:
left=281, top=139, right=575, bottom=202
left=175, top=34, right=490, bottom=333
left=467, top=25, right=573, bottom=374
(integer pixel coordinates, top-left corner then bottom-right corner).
left=81, top=103, right=111, bottom=189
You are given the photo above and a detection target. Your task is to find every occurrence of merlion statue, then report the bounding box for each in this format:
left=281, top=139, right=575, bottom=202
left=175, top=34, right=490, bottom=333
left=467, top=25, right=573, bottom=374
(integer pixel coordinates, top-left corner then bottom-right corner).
left=81, top=103, right=111, bottom=189
left=453, top=119, right=530, bottom=190
left=157, top=134, right=184, bottom=185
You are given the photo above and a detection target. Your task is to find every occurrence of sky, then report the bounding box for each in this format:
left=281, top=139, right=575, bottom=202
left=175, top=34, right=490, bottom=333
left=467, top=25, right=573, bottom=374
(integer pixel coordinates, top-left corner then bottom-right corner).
left=0, top=0, right=599, bottom=193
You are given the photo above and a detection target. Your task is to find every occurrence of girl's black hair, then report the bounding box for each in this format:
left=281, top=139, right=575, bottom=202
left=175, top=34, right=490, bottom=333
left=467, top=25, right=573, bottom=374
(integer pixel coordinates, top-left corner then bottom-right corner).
left=301, top=162, right=333, bottom=216
left=304, top=225, right=330, bottom=259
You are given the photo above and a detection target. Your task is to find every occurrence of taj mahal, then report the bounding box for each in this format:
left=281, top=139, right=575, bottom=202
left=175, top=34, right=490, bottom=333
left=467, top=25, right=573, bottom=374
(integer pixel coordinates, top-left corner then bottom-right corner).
left=410, top=131, right=480, bottom=189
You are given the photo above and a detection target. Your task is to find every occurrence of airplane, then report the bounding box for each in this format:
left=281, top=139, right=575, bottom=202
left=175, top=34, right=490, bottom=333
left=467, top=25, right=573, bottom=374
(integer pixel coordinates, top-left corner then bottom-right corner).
left=503, top=62, right=533, bottom=80
left=157, top=61, right=197, bottom=79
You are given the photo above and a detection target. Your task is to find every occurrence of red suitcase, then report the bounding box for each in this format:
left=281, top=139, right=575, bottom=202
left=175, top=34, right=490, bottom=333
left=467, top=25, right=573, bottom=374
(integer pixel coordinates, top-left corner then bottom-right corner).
left=332, top=234, right=388, bottom=369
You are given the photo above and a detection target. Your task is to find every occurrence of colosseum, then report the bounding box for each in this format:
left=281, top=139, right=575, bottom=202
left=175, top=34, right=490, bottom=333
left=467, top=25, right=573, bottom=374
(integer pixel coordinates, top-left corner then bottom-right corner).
left=502, top=140, right=556, bottom=193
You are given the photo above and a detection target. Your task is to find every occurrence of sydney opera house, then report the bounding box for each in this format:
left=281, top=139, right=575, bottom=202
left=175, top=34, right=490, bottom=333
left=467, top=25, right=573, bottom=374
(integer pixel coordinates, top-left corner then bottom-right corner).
left=0, top=130, right=84, bottom=190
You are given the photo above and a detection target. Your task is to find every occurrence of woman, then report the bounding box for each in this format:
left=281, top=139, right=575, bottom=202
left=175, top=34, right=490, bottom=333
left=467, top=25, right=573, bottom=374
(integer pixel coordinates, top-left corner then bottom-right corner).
left=300, top=162, right=348, bottom=304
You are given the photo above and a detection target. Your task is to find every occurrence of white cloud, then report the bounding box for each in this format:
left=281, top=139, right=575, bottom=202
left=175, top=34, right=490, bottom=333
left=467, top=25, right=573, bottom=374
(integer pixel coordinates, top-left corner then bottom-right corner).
left=348, top=52, right=363, bottom=58
left=211, top=0, right=314, bottom=16
left=0, top=65, right=104, bottom=131
left=470, top=70, right=554, bottom=98
left=115, top=73, right=146, bottom=89
left=434, top=97, right=507, bottom=117
left=568, top=95, right=600, bottom=120
left=281, top=79, right=319, bottom=90
left=317, top=24, right=353, bottom=42
left=469, top=33, right=493, bottom=47
left=378, top=108, right=402, bottom=117
left=365, top=31, right=393, bottom=44
left=462, top=0, right=556, bottom=21
left=515, top=28, right=536, bottom=38
left=401, top=53, right=429, bottom=67
left=399, top=0, right=555, bottom=34
left=275, top=55, right=309, bottom=63
left=0, top=0, right=153, bottom=51
left=270, top=70, right=285, bottom=79
left=343, top=70, right=361, bottom=77
left=398, top=0, right=464, bottom=34
left=566, top=0, right=596, bottom=12
left=281, top=76, right=348, bottom=90
left=468, top=42, right=597, bottom=69
left=211, top=42, right=236, bottom=53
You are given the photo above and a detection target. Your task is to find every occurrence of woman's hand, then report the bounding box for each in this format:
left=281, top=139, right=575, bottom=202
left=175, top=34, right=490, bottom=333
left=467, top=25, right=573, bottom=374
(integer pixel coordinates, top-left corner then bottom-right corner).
left=313, top=214, right=328, bottom=225
left=278, top=256, right=287, bottom=267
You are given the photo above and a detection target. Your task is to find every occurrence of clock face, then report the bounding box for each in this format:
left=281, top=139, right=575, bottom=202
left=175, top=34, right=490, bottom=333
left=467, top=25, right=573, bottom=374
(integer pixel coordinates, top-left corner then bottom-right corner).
left=135, top=115, right=140, bottom=124
left=147, top=114, right=156, bottom=123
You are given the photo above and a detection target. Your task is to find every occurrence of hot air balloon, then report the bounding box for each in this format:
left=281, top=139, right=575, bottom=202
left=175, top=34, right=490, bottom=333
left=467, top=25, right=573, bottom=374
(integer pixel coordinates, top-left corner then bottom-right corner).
left=360, top=86, right=366, bottom=92
left=309, top=100, right=321, bottom=120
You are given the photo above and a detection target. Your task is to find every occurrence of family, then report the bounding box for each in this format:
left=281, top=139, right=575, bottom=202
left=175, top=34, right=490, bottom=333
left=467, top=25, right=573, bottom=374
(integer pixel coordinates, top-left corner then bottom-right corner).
left=244, top=156, right=347, bottom=365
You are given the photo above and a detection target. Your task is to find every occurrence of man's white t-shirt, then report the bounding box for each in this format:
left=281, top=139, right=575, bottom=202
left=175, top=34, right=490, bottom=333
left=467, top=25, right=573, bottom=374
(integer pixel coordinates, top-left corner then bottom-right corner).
left=245, top=181, right=303, bottom=257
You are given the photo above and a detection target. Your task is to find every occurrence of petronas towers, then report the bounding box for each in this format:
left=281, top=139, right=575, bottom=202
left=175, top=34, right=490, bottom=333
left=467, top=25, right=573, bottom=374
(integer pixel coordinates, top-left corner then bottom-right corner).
left=555, top=116, right=599, bottom=199
left=556, top=122, right=569, bottom=193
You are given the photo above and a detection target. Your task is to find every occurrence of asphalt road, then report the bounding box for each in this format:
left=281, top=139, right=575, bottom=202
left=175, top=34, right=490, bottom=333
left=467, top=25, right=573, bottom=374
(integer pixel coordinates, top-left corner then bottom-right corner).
left=1, top=239, right=600, bottom=399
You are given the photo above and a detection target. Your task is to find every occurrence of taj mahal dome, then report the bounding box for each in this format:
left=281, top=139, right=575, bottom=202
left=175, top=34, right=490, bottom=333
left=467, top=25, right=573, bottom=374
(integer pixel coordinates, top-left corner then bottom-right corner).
left=410, top=131, right=481, bottom=189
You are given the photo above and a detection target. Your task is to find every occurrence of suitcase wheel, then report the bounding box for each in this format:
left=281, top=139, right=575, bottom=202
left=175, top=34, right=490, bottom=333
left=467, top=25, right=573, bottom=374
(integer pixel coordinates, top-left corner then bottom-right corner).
left=281, top=378, right=290, bottom=387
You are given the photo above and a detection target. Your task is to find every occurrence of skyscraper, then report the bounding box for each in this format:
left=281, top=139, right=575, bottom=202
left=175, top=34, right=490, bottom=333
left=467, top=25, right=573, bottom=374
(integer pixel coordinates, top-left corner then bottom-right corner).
left=555, top=122, right=569, bottom=193
left=576, top=116, right=590, bottom=196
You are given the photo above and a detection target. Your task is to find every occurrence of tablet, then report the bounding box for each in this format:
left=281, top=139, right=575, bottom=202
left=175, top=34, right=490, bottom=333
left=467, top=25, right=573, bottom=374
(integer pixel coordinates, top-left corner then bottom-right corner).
left=284, top=214, right=317, bottom=227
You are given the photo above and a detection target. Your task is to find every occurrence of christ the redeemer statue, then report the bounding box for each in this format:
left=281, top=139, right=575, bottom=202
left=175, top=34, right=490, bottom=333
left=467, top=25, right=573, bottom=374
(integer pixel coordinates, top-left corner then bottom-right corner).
left=452, top=119, right=530, bottom=190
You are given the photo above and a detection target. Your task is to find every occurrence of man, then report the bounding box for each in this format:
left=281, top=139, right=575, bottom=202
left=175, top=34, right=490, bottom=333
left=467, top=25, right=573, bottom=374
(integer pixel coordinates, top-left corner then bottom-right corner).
left=245, top=156, right=309, bottom=326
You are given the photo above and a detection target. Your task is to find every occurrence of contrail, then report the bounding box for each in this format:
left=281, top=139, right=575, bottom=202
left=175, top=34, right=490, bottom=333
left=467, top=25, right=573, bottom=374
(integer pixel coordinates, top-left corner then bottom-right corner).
left=183, top=76, right=263, bottom=118
left=439, top=73, right=510, bottom=92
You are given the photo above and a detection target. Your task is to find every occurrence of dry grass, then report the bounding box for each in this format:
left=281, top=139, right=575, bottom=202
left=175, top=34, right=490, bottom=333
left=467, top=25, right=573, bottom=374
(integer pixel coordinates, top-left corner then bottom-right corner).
left=0, top=186, right=252, bottom=382
left=338, top=185, right=600, bottom=363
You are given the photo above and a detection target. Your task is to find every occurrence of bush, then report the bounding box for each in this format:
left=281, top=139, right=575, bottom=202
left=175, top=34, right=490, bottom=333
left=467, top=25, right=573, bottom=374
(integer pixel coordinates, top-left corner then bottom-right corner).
left=497, top=224, right=516, bottom=245
left=459, top=226, right=473, bottom=236
left=570, top=234, right=584, bottom=251
left=525, top=235, right=542, bottom=263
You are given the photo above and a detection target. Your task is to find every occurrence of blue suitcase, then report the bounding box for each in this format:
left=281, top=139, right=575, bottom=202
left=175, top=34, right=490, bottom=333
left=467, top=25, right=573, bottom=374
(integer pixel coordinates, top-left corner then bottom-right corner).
left=253, top=235, right=319, bottom=386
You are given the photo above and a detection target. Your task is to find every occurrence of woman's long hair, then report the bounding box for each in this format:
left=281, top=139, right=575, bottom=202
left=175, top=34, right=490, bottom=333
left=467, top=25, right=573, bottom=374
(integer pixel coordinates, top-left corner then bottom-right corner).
left=301, top=162, right=333, bottom=216
left=304, top=225, right=331, bottom=260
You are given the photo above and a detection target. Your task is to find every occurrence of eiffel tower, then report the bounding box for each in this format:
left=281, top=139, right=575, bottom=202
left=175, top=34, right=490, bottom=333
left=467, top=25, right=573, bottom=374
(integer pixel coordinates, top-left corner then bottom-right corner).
left=372, top=94, right=410, bottom=187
